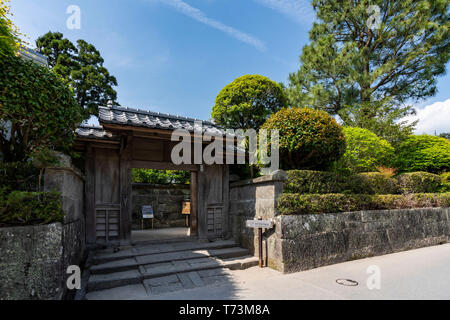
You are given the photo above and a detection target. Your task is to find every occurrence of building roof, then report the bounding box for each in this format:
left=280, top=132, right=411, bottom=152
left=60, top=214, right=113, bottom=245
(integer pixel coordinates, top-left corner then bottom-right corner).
left=98, top=105, right=227, bottom=136
left=18, top=47, right=49, bottom=67
left=75, top=125, right=118, bottom=141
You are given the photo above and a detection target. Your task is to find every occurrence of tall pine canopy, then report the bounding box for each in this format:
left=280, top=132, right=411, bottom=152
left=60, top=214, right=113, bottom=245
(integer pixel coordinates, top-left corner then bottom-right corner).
left=287, top=0, right=449, bottom=143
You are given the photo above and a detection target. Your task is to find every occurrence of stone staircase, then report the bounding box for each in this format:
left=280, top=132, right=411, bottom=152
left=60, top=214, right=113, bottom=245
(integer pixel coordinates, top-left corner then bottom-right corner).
left=82, top=239, right=258, bottom=299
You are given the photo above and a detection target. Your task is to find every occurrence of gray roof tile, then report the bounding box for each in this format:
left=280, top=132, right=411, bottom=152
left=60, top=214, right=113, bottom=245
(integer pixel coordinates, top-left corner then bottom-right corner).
left=98, top=105, right=226, bottom=136
left=75, top=125, right=118, bottom=140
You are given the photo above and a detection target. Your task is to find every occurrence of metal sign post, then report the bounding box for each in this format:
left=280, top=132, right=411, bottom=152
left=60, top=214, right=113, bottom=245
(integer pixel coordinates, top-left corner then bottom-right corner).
left=246, top=217, right=274, bottom=268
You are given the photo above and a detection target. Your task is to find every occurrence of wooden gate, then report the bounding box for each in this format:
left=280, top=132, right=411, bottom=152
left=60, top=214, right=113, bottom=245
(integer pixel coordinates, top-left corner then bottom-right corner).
left=198, top=165, right=230, bottom=239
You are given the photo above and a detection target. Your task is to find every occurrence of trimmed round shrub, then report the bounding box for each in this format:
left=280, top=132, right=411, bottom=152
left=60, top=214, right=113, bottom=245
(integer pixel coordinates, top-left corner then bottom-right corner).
left=261, top=107, right=346, bottom=170
left=397, top=171, right=442, bottom=193
left=395, top=135, right=450, bottom=173
left=211, top=74, right=288, bottom=129
left=337, top=127, right=395, bottom=173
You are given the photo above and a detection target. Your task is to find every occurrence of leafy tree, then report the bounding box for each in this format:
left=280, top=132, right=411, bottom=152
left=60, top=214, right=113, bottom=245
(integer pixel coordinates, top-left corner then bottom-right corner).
left=261, top=107, right=346, bottom=170
left=0, top=0, right=21, bottom=56
left=287, top=0, right=449, bottom=140
left=132, top=169, right=190, bottom=185
left=336, top=127, right=395, bottom=173
left=211, top=75, right=288, bottom=129
left=394, top=135, right=450, bottom=173
left=0, top=55, right=84, bottom=162
left=439, top=132, right=450, bottom=140
left=35, top=32, right=118, bottom=117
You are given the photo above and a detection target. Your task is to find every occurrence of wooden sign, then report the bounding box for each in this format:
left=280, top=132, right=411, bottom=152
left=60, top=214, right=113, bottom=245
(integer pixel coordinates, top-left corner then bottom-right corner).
left=142, top=205, right=154, bottom=219
left=246, top=219, right=273, bottom=229
left=182, top=201, right=191, bottom=215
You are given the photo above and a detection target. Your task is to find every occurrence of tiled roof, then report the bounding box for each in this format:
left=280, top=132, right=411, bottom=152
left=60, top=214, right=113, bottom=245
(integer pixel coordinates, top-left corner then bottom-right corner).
left=75, top=125, right=118, bottom=140
left=98, top=105, right=226, bottom=136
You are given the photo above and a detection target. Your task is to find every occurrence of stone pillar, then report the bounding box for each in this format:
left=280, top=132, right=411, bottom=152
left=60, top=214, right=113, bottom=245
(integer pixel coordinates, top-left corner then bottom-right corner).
left=44, top=152, right=86, bottom=272
left=229, top=170, right=287, bottom=266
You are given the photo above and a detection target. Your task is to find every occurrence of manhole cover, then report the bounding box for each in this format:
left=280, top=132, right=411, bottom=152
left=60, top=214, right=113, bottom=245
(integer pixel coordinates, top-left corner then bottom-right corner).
left=336, top=279, right=358, bottom=286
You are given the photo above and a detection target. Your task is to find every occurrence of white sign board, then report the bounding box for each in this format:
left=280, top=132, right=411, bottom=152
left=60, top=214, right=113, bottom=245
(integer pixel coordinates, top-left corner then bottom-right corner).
left=246, top=219, right=273, bottom=229
left=142, top=205, right=154, bottom=219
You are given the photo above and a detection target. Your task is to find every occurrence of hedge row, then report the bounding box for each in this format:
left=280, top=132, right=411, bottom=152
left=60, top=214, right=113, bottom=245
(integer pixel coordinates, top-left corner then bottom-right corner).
left=277, top=192, right=450, bottom=215
left=284, top=170, right=446, bottom=195
left=0, top=188, right=64, bottom=226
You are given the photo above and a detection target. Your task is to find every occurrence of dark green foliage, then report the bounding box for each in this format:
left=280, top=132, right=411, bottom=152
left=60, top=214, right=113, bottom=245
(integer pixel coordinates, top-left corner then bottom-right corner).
left=336, top=127, right=395, bottom=173
left=287, top=0, right=449, bottom=140
left=358, top=172, right=401, bottom=195
left=0, top=54, right=83, bottom=162
left=285, top=170, right=400, bottom=195
left=395, top=135, right=450, bottom=173
left=397, top=172, right=442, bottom=193
left=132, top=169, right=190, bottom=185
left=0, top=189, right=64, bottom=226
left=0, top=161, right=39, bottom=191
left=277, top=192, right=450, bottom=215
left=35, top=32, right=118, bottom=118
left=261, top=107, right=346, bottom=170
left=441, top=172, right=450, bottom=192
left=211, top=74, right=288, bottom=129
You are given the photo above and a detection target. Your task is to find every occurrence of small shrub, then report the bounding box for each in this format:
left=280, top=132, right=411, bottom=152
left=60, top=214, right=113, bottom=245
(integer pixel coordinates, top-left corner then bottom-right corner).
left=441, top=172, right=450, bottom=192
left=358, top=172, right=401, bottom=195
left=0, top=190, right=64, bottom=226
left=261, top=107, right=346, bottom=170
left=397, top=172, right=442, bottom=194
left=376, top=166, right=397, bottom=178
left=395, top=135, right=450, bottom=173
left=0, top=161, right=39, bottom=191
left=336, top=127, right=395, bottom=173
left=284, top=170, right=348, bottom=194
left=277, top=192, right=450, bottom=215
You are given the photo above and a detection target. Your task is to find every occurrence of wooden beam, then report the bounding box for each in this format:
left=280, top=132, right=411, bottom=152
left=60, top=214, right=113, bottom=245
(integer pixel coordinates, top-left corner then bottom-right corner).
left=131, top=160, right=199, bottom=171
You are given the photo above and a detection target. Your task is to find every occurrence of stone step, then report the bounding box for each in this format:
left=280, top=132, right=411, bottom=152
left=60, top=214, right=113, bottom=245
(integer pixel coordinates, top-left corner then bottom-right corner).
left=93, top=239, right=238, bottom=264
left=87, top=255, right=258, bottom=293
left=90, top=246, right=250, bottom=275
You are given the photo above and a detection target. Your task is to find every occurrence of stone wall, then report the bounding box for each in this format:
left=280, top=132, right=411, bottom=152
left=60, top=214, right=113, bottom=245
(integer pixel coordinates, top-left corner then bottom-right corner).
left=0, top=223, right=67, bottom=300
left=272, top=208, right=450, bottom=273
left=0, top=153, right=86, bottom=300
left=229, top=170, right=287, bottom=269
left=132, top=183, right=190, bottom=229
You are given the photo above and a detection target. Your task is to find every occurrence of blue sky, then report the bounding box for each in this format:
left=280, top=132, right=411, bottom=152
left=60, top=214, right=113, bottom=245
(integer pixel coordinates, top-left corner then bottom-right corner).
left=9, top=0, right=450, bottom=133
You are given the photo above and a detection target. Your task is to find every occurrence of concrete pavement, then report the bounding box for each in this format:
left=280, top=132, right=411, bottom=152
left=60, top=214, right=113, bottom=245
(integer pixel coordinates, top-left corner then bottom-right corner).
left=86, top=243, right=450, bottom=300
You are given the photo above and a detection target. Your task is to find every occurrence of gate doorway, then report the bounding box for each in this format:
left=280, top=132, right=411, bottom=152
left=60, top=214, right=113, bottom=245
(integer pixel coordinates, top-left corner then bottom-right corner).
left=131, top=168, right=192, bottom=243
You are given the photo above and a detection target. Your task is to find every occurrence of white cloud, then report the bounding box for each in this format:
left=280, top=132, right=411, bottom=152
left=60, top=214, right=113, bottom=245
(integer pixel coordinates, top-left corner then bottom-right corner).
left=253, top=0, right=315, bottom=25
left=155, top=0, right=266, bottom=51
left=404, top=99, right=450, bottom=135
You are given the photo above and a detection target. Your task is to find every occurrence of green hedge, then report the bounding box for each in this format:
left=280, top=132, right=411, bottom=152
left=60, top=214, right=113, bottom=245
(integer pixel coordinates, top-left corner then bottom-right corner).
left=397, top=172, right=442, bottom=193
left=440, top=172, right=450, bottom=192
left=285, top=170, right=400, bottom=195
left=277, top=193, right=450, bottom=215
left=0, top=189, right=64, bottom=226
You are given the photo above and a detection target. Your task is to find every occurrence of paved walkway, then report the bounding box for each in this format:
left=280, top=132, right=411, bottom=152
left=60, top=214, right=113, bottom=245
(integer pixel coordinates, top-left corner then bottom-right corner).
left=87, top=243, right=450, bottom=300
